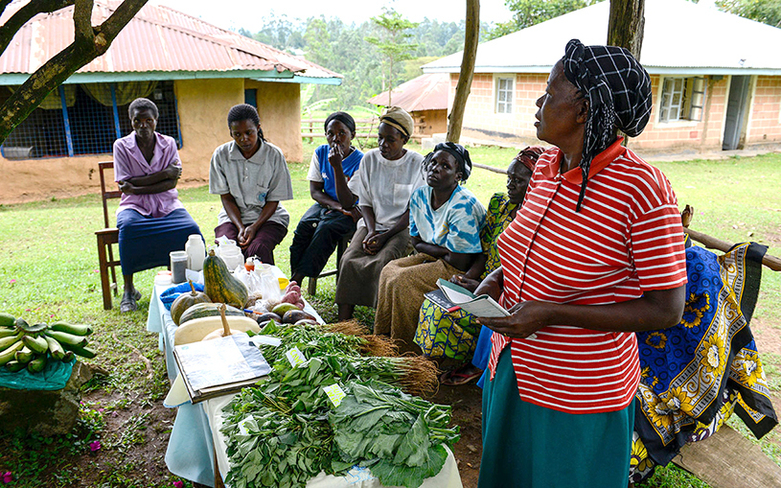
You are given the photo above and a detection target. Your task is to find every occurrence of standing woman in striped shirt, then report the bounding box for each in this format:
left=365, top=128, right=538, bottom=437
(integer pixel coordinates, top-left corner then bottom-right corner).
left=475, top=40, right=688, bottom=488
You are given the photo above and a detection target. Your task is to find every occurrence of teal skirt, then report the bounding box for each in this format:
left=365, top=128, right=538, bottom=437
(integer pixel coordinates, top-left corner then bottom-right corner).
left=479, top=349, right=634, bottom=488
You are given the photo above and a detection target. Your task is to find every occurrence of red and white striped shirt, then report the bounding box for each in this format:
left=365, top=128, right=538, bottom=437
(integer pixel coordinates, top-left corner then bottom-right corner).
left=487, top=139, right=687, bottom=414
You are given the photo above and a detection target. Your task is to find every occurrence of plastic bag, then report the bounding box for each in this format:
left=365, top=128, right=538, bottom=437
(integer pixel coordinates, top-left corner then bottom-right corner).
left=233, top=259, right=281, bottom=302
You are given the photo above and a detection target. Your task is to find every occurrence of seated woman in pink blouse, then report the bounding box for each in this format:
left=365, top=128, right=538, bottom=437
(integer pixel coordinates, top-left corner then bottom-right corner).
left=113, top=98, right=202, bottom=313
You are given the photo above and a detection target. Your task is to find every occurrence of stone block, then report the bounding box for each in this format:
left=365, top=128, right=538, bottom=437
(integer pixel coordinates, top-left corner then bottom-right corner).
left=0, top=361, right=93, bottom=436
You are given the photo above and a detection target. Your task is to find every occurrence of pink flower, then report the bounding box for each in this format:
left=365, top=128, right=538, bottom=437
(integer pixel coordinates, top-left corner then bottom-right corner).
left=8, top=279, right=15, bottom=284
left=2, top=471, right=12, bottom=483
left=173, top=482, right=184, bottom=488
left=89, top=440, right=101, bottom=451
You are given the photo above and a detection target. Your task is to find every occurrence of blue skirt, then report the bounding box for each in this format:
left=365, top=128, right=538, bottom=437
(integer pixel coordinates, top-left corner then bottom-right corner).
left=117, top=208, right=202, bottom=275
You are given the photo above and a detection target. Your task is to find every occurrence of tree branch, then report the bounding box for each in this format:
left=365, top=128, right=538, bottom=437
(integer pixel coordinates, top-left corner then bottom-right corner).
left=73, top=0, right=95, bottom=45
left=0, top=0, right=74, bottom=59
left=0, top=0, right=15, bottom=20
left=447, top=0, right=479, bottom=143
left=0, top=0, right=149, bottom=144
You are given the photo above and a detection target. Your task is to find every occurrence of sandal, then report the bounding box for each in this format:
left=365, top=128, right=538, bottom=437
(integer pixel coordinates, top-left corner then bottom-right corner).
left=120, top=289, right=142, bottom=313
left=439, top=365, right=482, bottom=386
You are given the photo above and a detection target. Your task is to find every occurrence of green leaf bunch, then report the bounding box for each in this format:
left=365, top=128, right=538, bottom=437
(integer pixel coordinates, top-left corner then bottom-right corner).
left=329, top=380, right=460, bottom=488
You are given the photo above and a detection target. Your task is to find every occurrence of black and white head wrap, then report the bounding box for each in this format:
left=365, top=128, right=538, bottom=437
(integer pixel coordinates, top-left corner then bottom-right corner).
left=561, top=39, right=653, bottom=211
left=424, top=142, right=473, bottom=183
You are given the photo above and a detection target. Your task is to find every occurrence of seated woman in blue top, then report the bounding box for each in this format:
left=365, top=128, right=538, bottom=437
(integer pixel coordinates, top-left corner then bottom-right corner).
left=289, top=112, right=363, bottom=286
left=374, top=142, right=486, bottom=353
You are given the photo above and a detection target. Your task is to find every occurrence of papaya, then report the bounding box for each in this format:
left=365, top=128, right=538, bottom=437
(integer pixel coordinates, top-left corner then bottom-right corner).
left=271, top=303, right=301, bottom=317
left=171, top=280, right=212, bottom=325
left=203, top=249, right=249, bottom=309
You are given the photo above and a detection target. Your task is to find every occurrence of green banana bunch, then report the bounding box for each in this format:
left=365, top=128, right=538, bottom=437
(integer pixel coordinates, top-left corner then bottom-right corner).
left=0, top=313, right=97, bottom=372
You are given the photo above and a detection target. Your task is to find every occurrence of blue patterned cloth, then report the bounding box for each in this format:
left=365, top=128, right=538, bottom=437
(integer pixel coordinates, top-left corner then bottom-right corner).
left=160, top=282, right=205, bottom=311
left=409, top=185, right=485, bottom=253
left=631, top=239, right=777, bottom=482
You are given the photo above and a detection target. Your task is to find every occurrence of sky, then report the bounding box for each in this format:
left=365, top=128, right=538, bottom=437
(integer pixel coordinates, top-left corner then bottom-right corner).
left=155, top=0, right=513, bottom=32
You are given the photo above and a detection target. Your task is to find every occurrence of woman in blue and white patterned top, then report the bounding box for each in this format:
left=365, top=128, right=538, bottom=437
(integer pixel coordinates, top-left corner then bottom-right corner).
left=374, top=142, right=486, bottom=353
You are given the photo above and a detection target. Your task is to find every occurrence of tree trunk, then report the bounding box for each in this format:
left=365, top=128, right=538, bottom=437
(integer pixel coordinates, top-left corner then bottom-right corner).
left=0, top=0, right=149, bottom=145
left=447, top=0, right=479, bottom=144
left=607, top=0, right=645, bottom=59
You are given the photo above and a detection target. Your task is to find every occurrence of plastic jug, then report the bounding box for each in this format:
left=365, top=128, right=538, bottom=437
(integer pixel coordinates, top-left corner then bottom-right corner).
left=185, top=234, right=206, bottom=271
left=219, top=240, right=244, bottom=271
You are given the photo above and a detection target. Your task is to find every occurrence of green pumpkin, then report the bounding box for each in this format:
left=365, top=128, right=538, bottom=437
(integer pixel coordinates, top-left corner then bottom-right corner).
left=170, top=280, right=212, bottom=325
left=177, top=302, right=246, bottom=326
left=203, top=249, right=249, bottom=309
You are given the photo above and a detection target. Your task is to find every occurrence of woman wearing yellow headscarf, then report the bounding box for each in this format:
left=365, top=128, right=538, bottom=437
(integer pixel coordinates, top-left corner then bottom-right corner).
left=331, top=107, right=425, bottom=321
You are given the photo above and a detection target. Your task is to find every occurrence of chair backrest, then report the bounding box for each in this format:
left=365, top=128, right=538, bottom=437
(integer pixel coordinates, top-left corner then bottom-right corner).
left=98, top=161, right=121, bottom=229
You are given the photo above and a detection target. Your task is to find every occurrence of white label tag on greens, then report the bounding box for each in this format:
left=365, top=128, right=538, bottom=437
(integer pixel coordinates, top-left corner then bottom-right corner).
left=285, top=346, right=306, bottom=367
left=323, top=384, right=346, bottom=408
left=250, top=335, right=282, bottom=348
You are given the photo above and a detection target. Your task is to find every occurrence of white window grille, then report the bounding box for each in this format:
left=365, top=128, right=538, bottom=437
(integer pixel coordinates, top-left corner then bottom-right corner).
left=659, top=76, right=707, bottom=123
left=495, top=77, right=514, bottom=114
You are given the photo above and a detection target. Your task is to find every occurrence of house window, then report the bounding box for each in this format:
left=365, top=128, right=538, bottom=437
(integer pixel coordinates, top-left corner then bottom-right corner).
left=659, top=77, right=706, bottom=123
left=0, top=80, right=181, bottom=160
left=495, top=77, right=514, bottom=114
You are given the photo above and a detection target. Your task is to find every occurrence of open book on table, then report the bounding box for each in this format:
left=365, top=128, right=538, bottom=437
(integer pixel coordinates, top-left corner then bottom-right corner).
left=436, top=279, right=537, bottom=339
left=173, top=332, right=271, bottom=404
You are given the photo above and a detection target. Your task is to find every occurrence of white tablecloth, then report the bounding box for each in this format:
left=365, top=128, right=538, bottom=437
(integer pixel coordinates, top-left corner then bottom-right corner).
left=146, top=269, right=462, bottom=488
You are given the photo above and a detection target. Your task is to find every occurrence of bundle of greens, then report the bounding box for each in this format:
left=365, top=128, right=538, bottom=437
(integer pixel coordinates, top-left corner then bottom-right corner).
left=221, top=344, right=455, bottom=487
left=258, top=321, right=397, bottom=365
left=330, top=380, right=461, bottom=488
left=222, top=375, right=460, bottom=488
left=221, top=361, right=336, bottom=488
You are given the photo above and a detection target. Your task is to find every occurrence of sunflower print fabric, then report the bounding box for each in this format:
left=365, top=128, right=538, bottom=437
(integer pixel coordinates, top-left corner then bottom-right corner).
left=630, top=240, right=777, bottom=482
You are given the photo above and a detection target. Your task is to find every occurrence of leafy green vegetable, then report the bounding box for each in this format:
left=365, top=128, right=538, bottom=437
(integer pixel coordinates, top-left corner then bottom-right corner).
left=329, top=380, right=460, bottom=488
left=221, top=329, right=457, bottom=488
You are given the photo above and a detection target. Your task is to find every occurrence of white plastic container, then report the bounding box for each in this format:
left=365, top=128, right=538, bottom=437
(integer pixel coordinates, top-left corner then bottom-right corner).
left=219, top=240, right=244, bottom=272
left=185, top=234, right=206, bottom=271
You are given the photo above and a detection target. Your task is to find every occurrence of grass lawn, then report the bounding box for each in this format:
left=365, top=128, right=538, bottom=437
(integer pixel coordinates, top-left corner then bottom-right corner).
left=0, top=141, right=778, bottom=487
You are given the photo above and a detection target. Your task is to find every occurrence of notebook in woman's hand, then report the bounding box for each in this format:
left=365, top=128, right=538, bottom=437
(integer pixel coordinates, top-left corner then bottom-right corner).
left=436, top=279, right=509, bottom=318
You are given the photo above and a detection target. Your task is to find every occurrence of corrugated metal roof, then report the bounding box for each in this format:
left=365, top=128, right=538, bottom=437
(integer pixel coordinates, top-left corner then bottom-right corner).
left=0, top=0, right=341, bottom=82
left=367, top=73, right=449, bottom=112
left=423, top=0, right=781, bottom=75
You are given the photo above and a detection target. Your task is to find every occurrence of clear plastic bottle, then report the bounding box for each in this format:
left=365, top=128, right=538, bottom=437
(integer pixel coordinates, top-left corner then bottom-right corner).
left=185, top=234, right=206, bottom=271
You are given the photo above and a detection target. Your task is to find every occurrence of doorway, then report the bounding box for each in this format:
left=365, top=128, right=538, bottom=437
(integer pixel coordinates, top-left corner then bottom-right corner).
left=722, top=75, right=751, bottom=150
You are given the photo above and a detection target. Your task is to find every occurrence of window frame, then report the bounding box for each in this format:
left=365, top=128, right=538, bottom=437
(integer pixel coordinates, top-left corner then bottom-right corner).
left=658, top=75, right=707, bottom=125
left=494, top=75, right=515, bottom=115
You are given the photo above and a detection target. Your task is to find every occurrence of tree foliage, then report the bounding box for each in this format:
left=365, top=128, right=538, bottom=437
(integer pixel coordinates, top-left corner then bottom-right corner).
left=0, top=0, right=149, bottom=145
left=716, top=0, right=781, bottom=27
left=487, top=0, right=604, bottom=40
left=365, top=8, right=419, bottom=106
left=242, top=14, right=488, bottom=113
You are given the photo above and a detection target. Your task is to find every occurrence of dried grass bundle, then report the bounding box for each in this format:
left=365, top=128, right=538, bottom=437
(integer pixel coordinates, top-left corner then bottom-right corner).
left=389, top=356, right=440, bottom=397
left=324, top=320, right=370, bottom=336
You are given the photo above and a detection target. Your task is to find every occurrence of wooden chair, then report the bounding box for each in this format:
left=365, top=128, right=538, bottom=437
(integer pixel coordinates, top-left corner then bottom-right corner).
left=307, top=234, right=350, bottom=296
left=95, top=161, right=122, bottom=310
